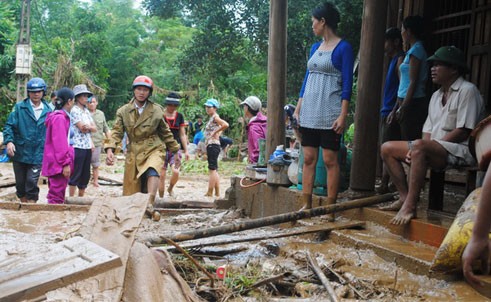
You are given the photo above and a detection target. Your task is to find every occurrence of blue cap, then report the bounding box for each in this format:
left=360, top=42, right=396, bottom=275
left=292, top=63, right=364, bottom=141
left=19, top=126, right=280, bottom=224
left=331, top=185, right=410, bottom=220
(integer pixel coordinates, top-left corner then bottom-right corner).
left=204, top=98, right=219, bottom=108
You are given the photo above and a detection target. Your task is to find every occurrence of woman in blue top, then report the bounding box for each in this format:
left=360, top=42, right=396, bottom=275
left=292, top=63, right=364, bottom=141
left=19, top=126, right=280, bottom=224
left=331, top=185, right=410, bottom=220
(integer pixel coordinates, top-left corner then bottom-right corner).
left=293, top=2, right=354, bottom=220
left=396, top=15, right=428, bottom=140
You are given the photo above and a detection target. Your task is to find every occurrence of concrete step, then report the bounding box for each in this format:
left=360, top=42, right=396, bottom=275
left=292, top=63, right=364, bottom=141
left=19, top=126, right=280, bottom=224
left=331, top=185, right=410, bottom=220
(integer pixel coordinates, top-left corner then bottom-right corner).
left=329, top=221, right=436, bottom=276
left=340, top=206, right=454, bottom=248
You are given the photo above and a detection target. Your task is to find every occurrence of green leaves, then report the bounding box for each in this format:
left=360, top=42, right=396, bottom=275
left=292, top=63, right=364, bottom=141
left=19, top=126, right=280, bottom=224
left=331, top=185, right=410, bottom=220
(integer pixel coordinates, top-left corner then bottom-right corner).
left=0, top=0, right=362, bottom=138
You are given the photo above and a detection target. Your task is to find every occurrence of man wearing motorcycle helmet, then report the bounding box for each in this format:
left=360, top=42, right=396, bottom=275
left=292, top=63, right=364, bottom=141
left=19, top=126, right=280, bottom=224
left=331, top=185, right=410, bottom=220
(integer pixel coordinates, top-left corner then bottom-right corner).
left=3, top=77, right=52, bottom=203
left=105, top=75, right=180, bottom=220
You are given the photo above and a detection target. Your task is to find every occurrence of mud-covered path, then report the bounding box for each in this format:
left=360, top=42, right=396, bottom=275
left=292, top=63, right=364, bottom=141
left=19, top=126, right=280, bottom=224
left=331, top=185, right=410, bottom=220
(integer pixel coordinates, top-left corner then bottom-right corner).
left=0, top=160, right=488, bottom=301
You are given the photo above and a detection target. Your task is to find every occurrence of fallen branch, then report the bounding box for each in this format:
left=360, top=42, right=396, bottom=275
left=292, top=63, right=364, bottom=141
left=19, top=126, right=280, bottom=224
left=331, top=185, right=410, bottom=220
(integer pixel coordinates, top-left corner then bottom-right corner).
left=65, top=196, right=93, bottom=205
left=158, top=222, right=365, bottom=250
left=162, top=238, right=215, bottom=288
left=324, top=263, right=367, bottom=300
left=190, top=246, right=248, bottom=257
left=98, top=175, right=123, bottom=185
left=307, top=252, right=339, bottom=302
left=147, top=193, right=396, bottom=244
left=243, top=272, right=291, bottom=293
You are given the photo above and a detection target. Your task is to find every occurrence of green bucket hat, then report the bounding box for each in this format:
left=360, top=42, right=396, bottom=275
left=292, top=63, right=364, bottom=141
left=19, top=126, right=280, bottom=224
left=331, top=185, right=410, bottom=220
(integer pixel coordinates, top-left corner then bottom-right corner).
left=427, top=46, right=469, bottom=73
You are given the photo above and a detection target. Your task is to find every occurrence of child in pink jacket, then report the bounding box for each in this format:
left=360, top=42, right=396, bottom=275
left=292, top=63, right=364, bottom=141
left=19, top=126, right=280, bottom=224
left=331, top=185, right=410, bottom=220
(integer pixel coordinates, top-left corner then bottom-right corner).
left=42, top=88, right=75, bottom=204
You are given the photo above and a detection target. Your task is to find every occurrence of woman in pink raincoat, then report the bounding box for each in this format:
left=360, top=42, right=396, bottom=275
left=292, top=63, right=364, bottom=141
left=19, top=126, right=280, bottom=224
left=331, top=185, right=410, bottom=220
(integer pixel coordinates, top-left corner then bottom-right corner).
left=42, top=88, right=75, bottom=204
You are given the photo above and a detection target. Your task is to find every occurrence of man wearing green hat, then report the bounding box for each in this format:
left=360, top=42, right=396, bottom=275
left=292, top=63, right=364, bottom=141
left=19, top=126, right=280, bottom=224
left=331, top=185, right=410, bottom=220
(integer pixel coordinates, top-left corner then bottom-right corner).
left=380, top=46, right=485, bottom=225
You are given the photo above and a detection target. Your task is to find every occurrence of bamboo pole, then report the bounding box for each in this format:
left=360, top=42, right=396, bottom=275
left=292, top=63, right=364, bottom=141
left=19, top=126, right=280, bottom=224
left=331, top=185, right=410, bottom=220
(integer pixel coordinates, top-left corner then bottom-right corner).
left=147, top=193, right=396, bottom=245
left=159, top=222, right=365, bottom=250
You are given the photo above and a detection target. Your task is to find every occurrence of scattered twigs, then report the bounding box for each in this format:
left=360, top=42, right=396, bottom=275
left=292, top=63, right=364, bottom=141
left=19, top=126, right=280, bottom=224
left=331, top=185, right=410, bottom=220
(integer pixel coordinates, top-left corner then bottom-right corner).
left=245, top=272, right=292, bottom=293
left=307, top=252, right=339, bottom=302
left=162, top=237, right=215, bottom=288
left=324, top=264, right=367, bottom=300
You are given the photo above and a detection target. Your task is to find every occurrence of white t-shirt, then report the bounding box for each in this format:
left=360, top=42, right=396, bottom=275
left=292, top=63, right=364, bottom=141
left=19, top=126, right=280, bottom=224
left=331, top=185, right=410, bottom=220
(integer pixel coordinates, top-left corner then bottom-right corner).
left=29, top=100, right=45, bottom=120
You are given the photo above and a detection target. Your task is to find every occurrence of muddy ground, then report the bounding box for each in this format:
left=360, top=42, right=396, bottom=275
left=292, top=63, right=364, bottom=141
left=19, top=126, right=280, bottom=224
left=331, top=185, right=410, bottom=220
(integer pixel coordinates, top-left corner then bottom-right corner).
left=0, top=157, right=487, bottom=301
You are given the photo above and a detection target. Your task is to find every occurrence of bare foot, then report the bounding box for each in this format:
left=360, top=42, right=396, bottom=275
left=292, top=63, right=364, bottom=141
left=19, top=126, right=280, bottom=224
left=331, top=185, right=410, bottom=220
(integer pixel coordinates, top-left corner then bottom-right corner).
left=379, top=199, right=404, bottom=211
left=93, top=182, right=100, bottom=187
left=204, top=193, right=213, bottom=197
left=390, top=207, right=417, bottom=225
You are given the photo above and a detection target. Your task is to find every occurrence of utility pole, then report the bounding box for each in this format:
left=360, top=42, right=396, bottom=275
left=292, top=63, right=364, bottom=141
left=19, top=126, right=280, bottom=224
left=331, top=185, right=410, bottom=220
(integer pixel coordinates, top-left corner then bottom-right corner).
left=15, top=0, right=32, bottom=102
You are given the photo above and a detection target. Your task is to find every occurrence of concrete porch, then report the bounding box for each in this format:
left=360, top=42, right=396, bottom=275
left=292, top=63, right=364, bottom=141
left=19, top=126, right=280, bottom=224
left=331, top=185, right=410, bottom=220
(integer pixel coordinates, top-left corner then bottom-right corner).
left=223, top=176, right=461, bottom=278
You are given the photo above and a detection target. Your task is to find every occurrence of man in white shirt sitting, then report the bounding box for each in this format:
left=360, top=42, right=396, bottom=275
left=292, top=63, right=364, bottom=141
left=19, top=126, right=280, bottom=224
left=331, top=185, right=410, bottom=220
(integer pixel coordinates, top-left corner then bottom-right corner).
left=380, top=46, right=485, bottom=225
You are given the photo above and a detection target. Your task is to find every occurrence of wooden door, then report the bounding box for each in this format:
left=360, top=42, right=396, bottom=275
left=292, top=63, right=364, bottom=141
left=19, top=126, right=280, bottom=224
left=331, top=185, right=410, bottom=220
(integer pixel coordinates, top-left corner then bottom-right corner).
left=425, top=0, right=491, bottom=110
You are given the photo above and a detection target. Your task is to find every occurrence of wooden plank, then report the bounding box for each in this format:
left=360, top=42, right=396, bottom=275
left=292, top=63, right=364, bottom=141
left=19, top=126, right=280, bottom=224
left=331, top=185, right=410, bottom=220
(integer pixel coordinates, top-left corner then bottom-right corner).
left=0, top=237, right=121, bottom=302
left=154, top=199, right=215, bottom=209
left=46, top=193, right=149, bottom=301
left=0, top=202, right=89, bottom=212
left=64, top=197, right=215, bottom=209
left=0, top=179, right=16, bottom=188
left=0, top=192, right=18, bottom=201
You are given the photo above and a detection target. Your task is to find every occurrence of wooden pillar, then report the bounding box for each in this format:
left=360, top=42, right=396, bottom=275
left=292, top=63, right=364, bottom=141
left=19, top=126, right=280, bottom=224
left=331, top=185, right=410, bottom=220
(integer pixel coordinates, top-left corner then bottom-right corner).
left=266, top=0, right=287, bottom=158
left=349, top=0, right=389, bottom=191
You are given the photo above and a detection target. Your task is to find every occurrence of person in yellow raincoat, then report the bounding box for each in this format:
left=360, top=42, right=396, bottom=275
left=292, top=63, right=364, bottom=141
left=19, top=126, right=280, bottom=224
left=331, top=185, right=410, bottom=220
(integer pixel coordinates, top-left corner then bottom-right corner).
left=104, top=75, right=180, bottom=208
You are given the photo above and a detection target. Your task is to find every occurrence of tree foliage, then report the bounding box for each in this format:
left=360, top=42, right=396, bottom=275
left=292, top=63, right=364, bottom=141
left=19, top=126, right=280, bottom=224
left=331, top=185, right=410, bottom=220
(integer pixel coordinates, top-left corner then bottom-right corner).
left=0, top=2, right=18, bottom=128
left=0, top=0, right=363, bottom=141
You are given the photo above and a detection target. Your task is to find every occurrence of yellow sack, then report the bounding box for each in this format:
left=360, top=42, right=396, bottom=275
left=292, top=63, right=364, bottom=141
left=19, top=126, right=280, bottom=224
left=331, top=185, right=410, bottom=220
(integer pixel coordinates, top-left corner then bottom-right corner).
left=430, top=187, right=491, bottom=274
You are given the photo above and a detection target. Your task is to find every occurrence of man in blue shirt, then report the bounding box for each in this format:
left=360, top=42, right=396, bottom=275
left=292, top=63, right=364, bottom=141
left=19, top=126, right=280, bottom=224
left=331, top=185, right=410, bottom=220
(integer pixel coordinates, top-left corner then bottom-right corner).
left=3, top=77, right=52, bottom=203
